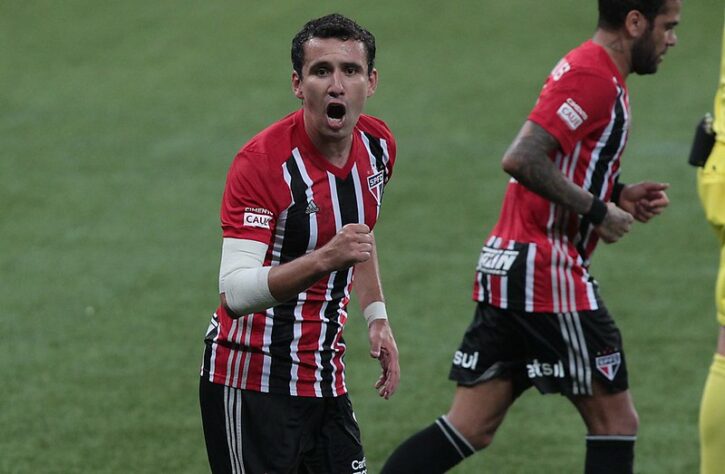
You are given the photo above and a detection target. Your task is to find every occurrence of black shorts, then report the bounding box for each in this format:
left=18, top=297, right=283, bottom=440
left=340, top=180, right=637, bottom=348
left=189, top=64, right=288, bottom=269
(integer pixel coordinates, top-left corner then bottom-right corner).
left=449, top=303, right=629, bottom=398
left=199, top=378, right=366, bottom=474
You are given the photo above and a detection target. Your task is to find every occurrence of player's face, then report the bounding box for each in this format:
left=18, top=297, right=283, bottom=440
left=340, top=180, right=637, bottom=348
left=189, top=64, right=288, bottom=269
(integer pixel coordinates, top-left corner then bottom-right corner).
left=631, top=0, right=681, bottom=75
left=292, top=38, right=377, bottom=143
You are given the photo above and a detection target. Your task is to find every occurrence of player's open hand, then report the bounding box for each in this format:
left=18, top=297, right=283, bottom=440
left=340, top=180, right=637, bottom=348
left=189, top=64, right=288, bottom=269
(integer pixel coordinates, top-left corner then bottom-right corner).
left=368, top=319, right=400, bottom=399
left=618, top=181, right=670, bottom=223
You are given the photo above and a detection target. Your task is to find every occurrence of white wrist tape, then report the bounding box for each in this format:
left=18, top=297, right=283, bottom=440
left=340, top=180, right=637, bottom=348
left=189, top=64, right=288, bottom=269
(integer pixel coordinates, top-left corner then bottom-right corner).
left=363, top=301, right=388, bottom=326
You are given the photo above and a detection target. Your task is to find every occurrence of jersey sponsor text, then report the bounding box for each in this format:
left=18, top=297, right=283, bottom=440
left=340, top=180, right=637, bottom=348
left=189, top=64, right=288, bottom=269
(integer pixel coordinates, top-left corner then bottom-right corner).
left=476, top=246, right=520, bottom=276
left=352, top=457, right=367, bottom=474
left=243, top=212, right=272, bottom=229
left=452, top=350, right=479, bottom=370
left=526, top=359, right=565, bottom=379
left=557, top=101, right=585, bottom=130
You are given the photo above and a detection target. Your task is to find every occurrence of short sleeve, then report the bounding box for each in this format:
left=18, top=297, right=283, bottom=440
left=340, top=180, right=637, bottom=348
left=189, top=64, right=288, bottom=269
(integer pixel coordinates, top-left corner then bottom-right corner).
left=528, top=68, right=618, bottom=156
left=359, top=114, right=396, bottom=185
left=220, top=150, right=283, bottom=244
left=383, top=131, right=396, bottom=185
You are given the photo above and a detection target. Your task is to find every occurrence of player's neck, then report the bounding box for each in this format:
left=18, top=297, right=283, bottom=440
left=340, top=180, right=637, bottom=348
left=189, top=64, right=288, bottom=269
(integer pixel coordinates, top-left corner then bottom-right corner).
left=308, top=132, right=353, bottom=168
left=592, top=29, right=632, bottom=79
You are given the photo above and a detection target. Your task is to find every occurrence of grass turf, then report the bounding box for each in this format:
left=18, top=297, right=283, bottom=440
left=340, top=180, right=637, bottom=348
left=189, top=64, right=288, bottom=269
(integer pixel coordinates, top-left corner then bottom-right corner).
left=1, top=1, right=721, bottom=472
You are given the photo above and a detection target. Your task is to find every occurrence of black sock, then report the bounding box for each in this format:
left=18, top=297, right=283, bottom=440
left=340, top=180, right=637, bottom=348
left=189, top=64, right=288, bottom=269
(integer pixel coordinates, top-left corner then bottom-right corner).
left=380, top=416, right=475, bottom=474
left=585, top=435, right=636, bottom=474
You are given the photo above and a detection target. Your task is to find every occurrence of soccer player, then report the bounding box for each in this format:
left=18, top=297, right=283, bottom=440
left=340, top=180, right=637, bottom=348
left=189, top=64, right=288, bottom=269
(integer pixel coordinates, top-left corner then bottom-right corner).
left=381, top=1, right=681, bottom=473
left=697, top=9, right=725, bottom=474
left=198, top=14, right=400, bottom=474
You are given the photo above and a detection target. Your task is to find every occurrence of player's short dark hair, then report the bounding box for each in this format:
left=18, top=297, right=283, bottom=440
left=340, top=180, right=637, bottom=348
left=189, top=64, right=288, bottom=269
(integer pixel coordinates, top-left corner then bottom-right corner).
left=597, top=0, right=668, bottom=29
left=291, top=13, right=376, bottom=78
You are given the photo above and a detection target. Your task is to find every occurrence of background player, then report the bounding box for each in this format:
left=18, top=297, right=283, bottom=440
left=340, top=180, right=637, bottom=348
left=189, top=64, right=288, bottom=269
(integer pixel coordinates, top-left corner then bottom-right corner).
left=198, top=13, right=400, bottom=473
left=697, top=8, right=725, bottom=474
left=381, top=1, right=680, bottom=473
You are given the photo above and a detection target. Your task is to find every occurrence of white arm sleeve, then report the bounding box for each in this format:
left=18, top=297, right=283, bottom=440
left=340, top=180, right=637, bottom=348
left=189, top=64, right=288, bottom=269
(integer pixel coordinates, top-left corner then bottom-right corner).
left=219, top=238, right=279, bottom=315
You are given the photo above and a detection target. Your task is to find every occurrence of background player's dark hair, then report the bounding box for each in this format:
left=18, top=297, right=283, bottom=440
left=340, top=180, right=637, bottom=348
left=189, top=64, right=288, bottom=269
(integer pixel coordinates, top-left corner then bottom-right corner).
left=291, top=13, right=376, bottom=78
left=597, top=0, right=668, bottom=30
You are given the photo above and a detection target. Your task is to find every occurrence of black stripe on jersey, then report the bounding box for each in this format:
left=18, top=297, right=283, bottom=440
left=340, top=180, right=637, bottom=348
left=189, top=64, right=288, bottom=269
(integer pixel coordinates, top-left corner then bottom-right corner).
left=319, top=173, right=359, bottom=396
left=363, top=132, right=389, bottom=186
left=577, top=88, right=626, bottom=257
left=201, top=314, right=220, bottom=376
left=589, top=88, right=625, bottom=197
left=278, top=155, right=312, bottom=263
left=504, top=242, right=533, bottom=312
left=268, top=154, right=311, bottom=394
left=480, top=272, right=489, bottom=304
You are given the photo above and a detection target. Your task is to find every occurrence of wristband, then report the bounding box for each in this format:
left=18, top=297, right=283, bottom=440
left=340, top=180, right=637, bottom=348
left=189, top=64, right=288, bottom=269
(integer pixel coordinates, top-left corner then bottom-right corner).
left=611, top=182, right=626, bottom=206
left=584, top=196, right=608, bottom=225
left=363, top=301, right=388, bottom=326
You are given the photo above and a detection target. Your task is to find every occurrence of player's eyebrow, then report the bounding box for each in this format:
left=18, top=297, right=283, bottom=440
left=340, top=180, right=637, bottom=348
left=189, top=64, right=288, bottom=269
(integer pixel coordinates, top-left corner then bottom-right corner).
left=309, top=59, right=364, bottom=71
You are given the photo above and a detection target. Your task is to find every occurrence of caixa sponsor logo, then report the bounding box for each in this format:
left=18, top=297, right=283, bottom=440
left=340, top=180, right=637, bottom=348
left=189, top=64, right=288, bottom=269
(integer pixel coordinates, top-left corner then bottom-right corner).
left=526, top=359, right=565, bottom=379
left=243, top=212, right=272, bottom=229
left=452, top=351, right=479, bottom=370
left=351, top=457, right=367, bottom=473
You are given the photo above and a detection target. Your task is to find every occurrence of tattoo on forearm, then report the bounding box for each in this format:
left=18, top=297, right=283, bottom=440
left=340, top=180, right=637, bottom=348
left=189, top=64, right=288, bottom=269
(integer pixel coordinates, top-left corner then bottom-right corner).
left=507, top=124, right=591, bottom=214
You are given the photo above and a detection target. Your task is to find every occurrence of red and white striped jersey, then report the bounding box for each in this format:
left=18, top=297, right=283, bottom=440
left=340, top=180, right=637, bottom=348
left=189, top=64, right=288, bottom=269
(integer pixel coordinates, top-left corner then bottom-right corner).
left=473, top=40, right=630, bottom=313
left=201, top=109, right=395, bottom=397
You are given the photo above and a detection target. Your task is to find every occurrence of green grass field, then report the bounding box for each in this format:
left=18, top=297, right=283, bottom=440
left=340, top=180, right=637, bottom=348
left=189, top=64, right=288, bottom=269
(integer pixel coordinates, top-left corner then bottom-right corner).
left=1, top=1, right=722, bottom=472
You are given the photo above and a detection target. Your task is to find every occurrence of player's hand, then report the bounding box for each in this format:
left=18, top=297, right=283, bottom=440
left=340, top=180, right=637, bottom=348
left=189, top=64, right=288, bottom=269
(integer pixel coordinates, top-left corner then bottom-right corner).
left=595, top=203, right=633, bottom=243
left=617, top=182, right=669, bottom=223
left=319, top=223, right=373, bottom=271
left=368, top=319, right=400, bottom=400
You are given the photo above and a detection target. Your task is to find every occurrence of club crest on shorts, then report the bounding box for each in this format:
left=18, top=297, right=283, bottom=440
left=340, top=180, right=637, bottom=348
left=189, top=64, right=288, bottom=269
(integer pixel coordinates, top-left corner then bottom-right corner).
left=595, top=352, right=621, bottom=381
left=367, top=170, right=384, bottom=205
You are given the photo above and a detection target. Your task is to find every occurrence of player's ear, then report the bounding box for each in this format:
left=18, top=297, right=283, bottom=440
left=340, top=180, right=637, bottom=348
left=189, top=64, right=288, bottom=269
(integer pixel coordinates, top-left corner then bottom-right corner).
left=292, top=71, right=304, bottom=99
left=367, top=68, right=378, bottom=97
left=624, top=10, right=648, bottom=38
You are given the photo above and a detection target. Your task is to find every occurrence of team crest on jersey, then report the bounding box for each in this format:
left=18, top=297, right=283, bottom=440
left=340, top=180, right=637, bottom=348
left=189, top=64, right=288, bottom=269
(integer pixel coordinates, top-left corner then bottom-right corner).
left=595, top=352, right=621, bottom=381
left=367, top=170, right=385, bottom=204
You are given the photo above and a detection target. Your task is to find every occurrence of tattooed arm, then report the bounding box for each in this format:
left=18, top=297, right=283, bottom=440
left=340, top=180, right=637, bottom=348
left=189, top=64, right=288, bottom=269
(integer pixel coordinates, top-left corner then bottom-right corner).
left=501, top=120, right=633, bottom=243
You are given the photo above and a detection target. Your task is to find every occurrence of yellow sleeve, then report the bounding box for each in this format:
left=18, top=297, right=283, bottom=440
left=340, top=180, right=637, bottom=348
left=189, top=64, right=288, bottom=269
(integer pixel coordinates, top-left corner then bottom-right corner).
left=714, top=9, right=725, bottom=142
left=700, top=10, right=725, bottom=229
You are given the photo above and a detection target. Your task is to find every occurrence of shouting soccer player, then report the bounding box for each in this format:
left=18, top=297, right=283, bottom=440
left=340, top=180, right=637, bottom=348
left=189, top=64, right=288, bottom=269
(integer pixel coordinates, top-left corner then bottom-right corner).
left=199, top=14, right=400, bottom=474
left=382, top=1, right=681, bottom=473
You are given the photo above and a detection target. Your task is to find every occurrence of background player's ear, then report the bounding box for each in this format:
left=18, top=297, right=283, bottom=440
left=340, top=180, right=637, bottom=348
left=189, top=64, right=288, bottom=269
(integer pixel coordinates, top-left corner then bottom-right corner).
left=624, top=10, right=647, bottom=38
left=292, top=71, right=304, bottom=99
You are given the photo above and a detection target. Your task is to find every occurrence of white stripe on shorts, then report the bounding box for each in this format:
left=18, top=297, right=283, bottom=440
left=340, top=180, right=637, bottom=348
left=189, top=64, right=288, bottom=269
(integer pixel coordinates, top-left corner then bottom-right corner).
left=224, top=386, right=246, bottom=474
left=557, top=312, right=592, bottom=395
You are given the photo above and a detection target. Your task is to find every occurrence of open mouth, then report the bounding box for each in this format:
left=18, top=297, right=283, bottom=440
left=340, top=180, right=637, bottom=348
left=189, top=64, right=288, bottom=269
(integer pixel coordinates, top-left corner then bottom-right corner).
left=326, top=103, right=346, bottom=120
